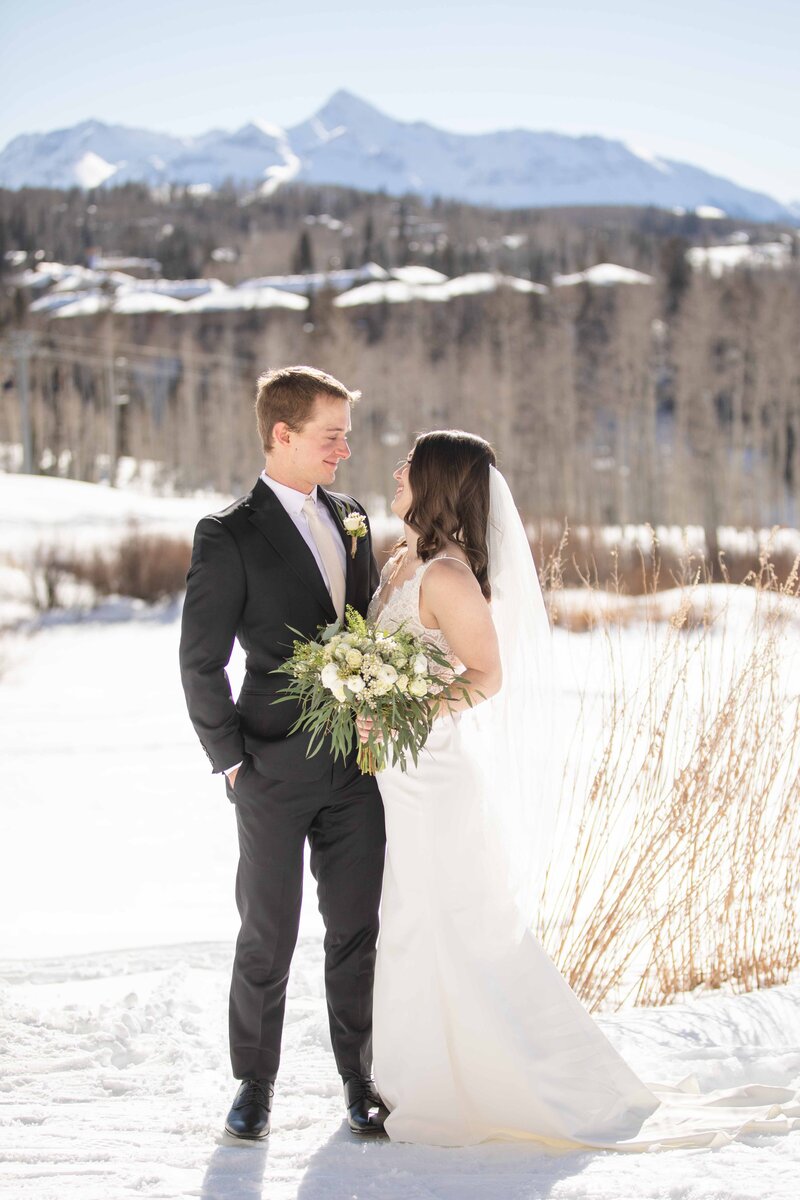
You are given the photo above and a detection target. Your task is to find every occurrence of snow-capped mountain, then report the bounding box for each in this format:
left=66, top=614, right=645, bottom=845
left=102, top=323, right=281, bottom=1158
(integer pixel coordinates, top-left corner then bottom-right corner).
left=0, top=91, right=793, bottom=222
left=0, top=118, right=298, bottom=192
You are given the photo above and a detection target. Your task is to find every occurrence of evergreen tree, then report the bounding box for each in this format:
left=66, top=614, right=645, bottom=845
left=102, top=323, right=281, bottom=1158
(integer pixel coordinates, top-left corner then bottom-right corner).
left=291, top=230, right=315, bottom=275
left=661, top=236, right=691, bottom=315
left=361, top=213, right=375, bottom=263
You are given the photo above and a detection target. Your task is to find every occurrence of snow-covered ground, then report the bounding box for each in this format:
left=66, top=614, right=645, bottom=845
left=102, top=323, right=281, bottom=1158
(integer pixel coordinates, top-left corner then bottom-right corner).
left=0, top=472, right=232, bottom=557
left=1, top=473, right=800, bottom=1198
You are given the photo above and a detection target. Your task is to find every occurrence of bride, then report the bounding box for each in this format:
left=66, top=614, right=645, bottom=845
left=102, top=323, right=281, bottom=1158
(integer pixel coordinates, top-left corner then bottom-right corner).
left=360, top=428, right=799, bottom=1150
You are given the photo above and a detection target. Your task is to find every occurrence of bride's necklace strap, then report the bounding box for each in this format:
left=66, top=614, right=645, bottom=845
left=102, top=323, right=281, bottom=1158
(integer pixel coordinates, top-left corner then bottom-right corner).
left=376, top=548, right=418, bottom=603
left=389, top=547, right=423, bottom=580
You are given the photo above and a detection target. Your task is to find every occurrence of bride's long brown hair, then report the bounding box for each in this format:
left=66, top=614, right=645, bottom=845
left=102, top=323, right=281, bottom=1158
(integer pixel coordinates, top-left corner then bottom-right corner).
left=401, top=430, right=497, bottom=599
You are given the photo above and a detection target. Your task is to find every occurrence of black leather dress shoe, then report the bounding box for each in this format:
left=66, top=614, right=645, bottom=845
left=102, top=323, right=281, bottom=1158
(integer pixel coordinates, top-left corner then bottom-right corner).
left=343, top=1076, right=389, bottom=1135
left=224, top=1078, right=274, bottom=1139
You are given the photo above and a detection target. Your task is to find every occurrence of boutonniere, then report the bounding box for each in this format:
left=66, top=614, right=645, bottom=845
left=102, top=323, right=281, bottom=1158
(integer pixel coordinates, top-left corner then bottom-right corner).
left=341, top=509, right=368, bottom=558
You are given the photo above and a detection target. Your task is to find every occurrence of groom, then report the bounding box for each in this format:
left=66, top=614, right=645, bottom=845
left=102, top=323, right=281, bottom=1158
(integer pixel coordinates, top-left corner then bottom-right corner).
left=179, top=365, right=387, bottom=1139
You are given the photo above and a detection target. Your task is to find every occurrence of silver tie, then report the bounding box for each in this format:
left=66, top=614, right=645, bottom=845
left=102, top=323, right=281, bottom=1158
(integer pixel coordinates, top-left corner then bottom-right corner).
left=302, top=496, right=346, bottom=621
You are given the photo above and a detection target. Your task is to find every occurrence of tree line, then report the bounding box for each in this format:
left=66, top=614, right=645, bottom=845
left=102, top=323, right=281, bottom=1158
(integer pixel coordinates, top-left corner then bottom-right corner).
left=2, top=259, right=798, bottom=551
left=2, top=182, right=799, bottom=553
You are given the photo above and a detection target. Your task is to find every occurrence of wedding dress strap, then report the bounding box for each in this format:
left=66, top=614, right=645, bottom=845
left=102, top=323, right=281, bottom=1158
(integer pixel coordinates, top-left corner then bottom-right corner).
left=422, top=554, right=473, bottom=573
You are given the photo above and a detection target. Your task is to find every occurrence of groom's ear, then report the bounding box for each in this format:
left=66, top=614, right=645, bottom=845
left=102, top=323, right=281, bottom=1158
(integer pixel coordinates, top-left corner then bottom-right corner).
left=272, top=421, right=293, bottom=448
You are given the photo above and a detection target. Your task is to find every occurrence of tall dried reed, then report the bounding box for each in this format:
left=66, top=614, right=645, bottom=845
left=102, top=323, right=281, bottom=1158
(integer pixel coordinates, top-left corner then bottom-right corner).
left=537, top=539, right=800, bottom=1012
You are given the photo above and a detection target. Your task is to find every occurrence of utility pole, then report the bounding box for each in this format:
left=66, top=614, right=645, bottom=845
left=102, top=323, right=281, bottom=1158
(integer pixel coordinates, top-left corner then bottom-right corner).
left=106, top=354, right=129, bottom=487
left=11, top=331, right=35, bottom=473
left=106, top=352, right=117, bottom=484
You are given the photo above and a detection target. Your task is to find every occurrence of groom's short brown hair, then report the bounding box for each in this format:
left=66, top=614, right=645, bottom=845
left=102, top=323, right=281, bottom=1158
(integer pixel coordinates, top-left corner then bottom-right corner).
left=255, top=365, right=361, bottom=453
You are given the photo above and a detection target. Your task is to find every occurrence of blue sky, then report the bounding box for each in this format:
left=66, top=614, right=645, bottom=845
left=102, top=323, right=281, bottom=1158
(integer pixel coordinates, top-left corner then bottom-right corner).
left=2, top=0, right=799, bottom=201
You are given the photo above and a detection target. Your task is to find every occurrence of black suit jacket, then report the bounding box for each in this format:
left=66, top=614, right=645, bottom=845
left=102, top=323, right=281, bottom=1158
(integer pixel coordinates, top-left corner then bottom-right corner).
left=179, top=477, right=380, bottom=782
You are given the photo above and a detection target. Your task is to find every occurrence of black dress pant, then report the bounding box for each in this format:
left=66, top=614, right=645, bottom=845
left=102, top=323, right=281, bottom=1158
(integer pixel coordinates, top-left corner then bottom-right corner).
left=227, top=752, right=385, bottom=1082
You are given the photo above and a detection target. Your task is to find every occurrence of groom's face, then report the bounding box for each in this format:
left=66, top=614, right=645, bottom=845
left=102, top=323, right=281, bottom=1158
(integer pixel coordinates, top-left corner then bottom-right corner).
left=275, top=395, right=352, bottom=492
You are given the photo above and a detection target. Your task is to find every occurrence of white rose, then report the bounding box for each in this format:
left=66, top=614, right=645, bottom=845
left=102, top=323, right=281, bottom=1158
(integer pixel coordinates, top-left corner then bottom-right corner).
left=321, top=663, right=342, bottom=690
left=343, top=513, right=366, bottom=534
left=345, top=648, right=363, bottom=669
left=376, top=663, right=398, bottom=686
left=345, top=675, right=366, bottom=694
left=412, top=653, right=428, bottom=675
left=408, top=677, right=428, bottom=698
left=396, top=674, right=409, bottom=693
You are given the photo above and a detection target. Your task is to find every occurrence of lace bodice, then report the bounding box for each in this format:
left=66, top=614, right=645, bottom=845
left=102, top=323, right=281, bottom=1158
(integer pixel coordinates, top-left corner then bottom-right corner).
left=367, top=554, right=464, bottom=669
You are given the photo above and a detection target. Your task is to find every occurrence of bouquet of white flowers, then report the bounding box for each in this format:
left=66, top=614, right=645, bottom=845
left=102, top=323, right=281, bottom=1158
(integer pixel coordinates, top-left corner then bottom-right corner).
left=273, top=605, right=460, bottom=773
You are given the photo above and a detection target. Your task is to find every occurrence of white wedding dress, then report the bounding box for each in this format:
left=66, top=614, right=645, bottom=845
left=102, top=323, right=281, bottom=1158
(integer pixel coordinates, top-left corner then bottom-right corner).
left=368, top=553, right=800, bottom=1150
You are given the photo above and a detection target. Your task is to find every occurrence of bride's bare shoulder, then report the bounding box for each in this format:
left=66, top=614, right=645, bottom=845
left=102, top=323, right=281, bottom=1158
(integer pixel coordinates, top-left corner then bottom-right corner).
left=423, top=549, right=478, bottom=593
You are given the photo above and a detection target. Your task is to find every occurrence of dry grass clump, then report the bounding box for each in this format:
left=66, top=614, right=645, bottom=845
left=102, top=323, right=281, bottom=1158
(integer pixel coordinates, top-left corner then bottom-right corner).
left=22, top=528, right=192, bottom=609
left=535, top=520, right=799, bottom=605
left=537, top=549, right=800, bottom=1011
left=73, top=529, right=192, bottom=603
left=539, top=521, right=799, bottom=631
left=25, top=542, right=80, bottom=612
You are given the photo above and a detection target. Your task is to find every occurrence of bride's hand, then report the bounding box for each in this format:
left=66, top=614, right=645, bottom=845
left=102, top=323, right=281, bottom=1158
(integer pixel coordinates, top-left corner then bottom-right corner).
left=356, top=714, right=383, bottom=744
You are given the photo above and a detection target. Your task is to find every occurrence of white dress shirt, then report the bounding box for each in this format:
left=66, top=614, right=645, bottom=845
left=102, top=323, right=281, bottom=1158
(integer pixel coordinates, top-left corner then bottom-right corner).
left=259, top=470, right=347, bottom=585
left=225, top=472, right=348, bottom=779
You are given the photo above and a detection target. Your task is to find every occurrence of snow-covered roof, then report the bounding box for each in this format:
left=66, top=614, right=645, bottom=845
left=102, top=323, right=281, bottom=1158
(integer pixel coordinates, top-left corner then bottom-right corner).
left=30, top=290, right=99, bottom=314
left=52, top=293, right=111, bottom=318
left=441, top=272, right=547, bottom=297
left=32, top=268, right=311, bottom=316
left=389, top=266, right=448, bottom=286
left=118, top=278, right=227, bottom=300
left=237, top=263, right=389, bottom=294
left=552, top=263, right=655, bottom=287
left=334, top=280, right=432, bottom=307
left=14, top=262, right=80, bottom=289
left=334, top=272, right=548, bottom=307
left=686, top=242, right=791, bottom=277
left=182, top=286, right=308, bottom=312
left=50, top=266, right=109, bottom=293
left=113, top=291, right=187, bottom=315
left=29, top=286, right=99, bottom=312
left=14, top=261, right=138, bottom=292
left=89, top=255, right=162, bottom=272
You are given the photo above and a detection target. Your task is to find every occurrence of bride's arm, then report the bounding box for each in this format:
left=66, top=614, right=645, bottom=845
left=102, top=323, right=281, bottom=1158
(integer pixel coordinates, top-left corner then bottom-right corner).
left=421, top=559, right=502, bottom=715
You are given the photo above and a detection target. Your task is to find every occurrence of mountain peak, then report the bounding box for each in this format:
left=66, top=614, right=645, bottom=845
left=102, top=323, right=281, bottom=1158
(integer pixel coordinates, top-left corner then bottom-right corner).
left=314, top=89, right=387, bottom=123
left=324, top=88, right=378, bottom=109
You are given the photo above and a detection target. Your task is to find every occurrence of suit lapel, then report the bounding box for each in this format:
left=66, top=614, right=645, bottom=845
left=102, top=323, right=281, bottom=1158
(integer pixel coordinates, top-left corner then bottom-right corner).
left=248, top=479, right=336, bottom=621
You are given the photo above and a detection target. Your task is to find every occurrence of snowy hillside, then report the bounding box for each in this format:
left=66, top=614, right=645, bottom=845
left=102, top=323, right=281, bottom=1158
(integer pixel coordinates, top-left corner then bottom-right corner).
left=1, top=90, right=795, bottom=222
